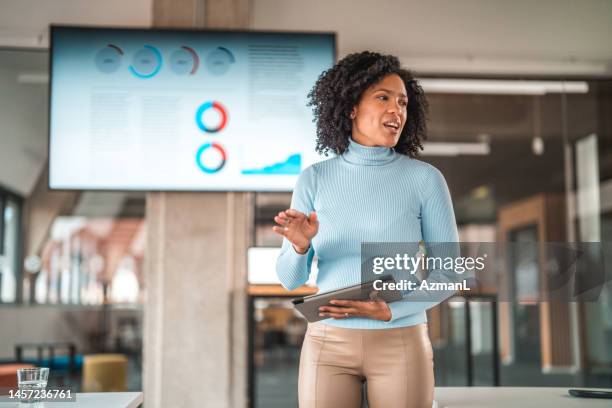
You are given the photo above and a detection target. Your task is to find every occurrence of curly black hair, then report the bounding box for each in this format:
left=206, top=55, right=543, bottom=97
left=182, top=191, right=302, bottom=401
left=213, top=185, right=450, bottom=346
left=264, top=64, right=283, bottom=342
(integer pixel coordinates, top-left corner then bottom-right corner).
left=307, top=51, right=428, bottom=158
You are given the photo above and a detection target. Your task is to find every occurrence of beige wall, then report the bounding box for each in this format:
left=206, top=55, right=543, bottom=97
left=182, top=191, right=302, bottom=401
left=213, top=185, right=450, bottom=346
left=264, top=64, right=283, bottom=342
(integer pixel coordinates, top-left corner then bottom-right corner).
left=2, top=0, right=611, bottom=75
left=252, top=0, right=612, bottom=76
left=0, top=0, right=152, bottom=48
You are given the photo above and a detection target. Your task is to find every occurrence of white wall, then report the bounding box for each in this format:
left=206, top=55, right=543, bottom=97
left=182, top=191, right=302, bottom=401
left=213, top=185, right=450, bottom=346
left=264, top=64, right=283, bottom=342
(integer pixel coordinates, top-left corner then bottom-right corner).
left=252, top=0, right=612, bottom=76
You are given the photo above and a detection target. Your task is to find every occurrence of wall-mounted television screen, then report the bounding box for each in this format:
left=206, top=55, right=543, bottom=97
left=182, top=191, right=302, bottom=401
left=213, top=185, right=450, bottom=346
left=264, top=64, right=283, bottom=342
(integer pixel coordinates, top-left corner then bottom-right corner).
left=49, top=26, right=335, bottom=191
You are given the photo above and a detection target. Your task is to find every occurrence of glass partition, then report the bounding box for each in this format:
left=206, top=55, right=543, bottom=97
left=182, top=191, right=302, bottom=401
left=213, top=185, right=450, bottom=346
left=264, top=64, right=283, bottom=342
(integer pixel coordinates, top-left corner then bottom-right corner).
left=250, top=77, right=612, bottom=405
left=0, top=47, right=145, bottom=393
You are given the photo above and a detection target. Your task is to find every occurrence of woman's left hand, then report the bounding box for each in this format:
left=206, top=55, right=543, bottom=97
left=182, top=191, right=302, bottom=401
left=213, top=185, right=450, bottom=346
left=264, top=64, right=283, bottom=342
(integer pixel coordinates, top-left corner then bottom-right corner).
left=319, top=299, right=392, bottom=322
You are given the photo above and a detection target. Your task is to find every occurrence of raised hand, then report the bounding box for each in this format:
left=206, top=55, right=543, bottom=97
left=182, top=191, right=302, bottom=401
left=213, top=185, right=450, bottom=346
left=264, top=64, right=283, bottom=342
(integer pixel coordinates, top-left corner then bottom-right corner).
left=272, top=209, right=319, bottom=254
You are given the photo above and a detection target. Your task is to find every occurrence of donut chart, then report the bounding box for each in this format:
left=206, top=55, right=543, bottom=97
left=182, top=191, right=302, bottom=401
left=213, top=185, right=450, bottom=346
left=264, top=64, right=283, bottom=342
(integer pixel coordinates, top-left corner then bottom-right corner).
left=129, top=45, right=163, bottom=78
left=206, top=47, right=235, bottom=75
left=195, top=101, right=228, bottom=133
left=95, top=44, right=123, bottom=73
left=170, top=46, right=200, bottom=75
left=196, top=142, right=227, bottom=174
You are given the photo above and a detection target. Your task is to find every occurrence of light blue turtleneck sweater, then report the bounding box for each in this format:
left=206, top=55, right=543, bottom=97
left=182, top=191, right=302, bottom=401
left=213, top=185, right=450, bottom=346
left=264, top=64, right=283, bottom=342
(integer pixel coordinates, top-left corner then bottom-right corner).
left=276, top=138, right=459, bottom=329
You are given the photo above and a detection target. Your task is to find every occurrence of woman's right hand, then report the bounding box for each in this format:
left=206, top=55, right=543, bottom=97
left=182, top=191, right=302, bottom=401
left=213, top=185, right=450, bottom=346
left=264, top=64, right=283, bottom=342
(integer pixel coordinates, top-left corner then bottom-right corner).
left=272, top=209, right=319, bottom=254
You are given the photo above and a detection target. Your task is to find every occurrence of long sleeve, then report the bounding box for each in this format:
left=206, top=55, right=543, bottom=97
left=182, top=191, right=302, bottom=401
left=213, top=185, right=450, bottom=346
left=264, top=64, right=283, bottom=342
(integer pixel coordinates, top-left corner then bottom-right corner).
left=278, top=139, right=461, bottom=329
left=275, top=165, right=317, bottom=290
left=387, top=167, right=460, bottom=322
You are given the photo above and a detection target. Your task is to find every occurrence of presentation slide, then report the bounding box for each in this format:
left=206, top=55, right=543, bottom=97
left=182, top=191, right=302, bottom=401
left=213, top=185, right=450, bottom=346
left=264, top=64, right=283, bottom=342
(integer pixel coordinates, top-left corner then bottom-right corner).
left=49, top=26, right=335, bottom=191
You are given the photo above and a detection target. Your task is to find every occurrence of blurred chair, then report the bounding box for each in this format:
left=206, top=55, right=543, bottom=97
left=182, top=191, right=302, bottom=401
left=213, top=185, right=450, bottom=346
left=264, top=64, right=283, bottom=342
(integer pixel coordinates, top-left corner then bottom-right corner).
left=262, top=308, right=296, bottom=331
left=82, top=354, right=127, bottom=392
left=0, top=363, right=35, bottom=388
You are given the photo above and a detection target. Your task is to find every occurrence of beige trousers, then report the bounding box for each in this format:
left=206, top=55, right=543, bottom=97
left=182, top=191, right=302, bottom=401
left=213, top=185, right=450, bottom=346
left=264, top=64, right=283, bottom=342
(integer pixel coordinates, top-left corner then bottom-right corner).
left=298, top=322, right=434, bottom=408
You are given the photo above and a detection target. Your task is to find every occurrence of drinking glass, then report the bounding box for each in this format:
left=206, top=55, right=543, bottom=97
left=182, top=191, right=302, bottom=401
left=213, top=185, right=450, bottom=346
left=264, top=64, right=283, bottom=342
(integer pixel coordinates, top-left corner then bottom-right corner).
left=16, top=367, right=49, bottom=403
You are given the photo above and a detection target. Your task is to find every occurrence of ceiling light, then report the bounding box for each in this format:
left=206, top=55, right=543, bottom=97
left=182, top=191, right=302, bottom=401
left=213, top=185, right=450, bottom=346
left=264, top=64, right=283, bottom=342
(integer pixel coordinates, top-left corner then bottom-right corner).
left=532, top=136, right=544, bottom=155
left=471, top=186, right=490, bottom=199
left=17, top=72, right=48, bottom=84
left=421, top=142, right=490, bottom=156
left=419, top=79, right=588, bottom=95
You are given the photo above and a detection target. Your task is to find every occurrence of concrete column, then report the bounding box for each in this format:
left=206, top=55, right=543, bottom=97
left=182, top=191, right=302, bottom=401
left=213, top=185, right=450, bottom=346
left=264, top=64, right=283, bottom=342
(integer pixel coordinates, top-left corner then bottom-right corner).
left=145, top=1, right=252, bottom=407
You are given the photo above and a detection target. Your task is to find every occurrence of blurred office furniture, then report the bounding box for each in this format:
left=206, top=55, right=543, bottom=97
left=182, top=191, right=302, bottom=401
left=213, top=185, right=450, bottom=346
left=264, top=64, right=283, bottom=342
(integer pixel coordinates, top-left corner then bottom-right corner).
left=1, top=306, right=143, bottom=391
left=0, top=363, right=35, bottom=388
left=113, top=316, right=142, bottom=371
left=434, top=387, right=612, bottom=407
left=429, top=296, right=501, bottom=387
left=82, top=354, right=127, bottom=392
left=247, top=286, right=506, bottom=407
left=14, top=342, right=77, bottom=373
left=248, top=284, right=314, bottom=408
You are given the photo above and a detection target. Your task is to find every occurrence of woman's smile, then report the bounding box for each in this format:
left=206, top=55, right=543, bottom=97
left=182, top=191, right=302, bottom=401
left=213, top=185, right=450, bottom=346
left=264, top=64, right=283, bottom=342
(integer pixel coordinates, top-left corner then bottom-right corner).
left=382, top=117, right=402, bottom=135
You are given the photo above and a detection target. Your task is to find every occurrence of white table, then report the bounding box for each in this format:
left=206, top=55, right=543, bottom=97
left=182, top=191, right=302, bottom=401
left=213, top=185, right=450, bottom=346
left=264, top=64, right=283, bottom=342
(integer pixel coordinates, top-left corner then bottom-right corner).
left=0, top=392, right=143, bottom=407
left=434, top=387, right=612, bottom=408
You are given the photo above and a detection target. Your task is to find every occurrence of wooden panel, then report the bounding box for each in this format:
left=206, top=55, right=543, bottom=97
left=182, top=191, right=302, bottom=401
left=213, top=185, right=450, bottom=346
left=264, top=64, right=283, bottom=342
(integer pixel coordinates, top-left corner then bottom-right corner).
left=498, top=302, right=511, bottom=363
left=498, top=193, right=573, bottom=369
left=247, top=284, right=317, bottom=297
left=153, top=0, right=205, bottom=28
left=498, top=195, right=545, bottom=234
left=498, top=195, right=544, bottom=364
left=542, top=195, right=573, bottom=368
left=205, top=0, right=250, bottom=28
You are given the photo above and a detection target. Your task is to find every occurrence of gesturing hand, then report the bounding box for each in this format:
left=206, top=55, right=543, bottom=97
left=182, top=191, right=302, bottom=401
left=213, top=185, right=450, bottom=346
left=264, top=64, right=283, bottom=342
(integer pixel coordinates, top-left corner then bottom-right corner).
left=272, top=209, right=319, bottom=254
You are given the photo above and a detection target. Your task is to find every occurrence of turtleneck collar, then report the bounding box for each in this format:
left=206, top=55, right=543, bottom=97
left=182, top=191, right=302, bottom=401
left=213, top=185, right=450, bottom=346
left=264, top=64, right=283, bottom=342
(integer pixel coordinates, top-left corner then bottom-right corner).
left=342, top=138, right=397, bottom=166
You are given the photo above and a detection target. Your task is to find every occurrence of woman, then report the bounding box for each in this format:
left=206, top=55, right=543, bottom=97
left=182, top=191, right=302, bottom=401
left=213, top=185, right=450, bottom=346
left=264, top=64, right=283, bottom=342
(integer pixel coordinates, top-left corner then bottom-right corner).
left=273, top=51, right=458, bottom=408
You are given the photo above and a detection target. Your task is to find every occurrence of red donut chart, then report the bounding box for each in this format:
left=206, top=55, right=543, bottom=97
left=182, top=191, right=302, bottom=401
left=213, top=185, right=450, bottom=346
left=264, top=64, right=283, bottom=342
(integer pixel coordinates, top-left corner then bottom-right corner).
left=196, top=142, right=227, bottom=173
left=195, top=101, right=228, bottom=133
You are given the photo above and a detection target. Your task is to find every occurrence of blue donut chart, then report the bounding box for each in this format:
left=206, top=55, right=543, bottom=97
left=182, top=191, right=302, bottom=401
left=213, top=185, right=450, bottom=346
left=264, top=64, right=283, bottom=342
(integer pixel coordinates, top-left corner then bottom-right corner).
left=196, top=142, right=227, bottom=174
left=129, top=45, right=163, bottom=79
